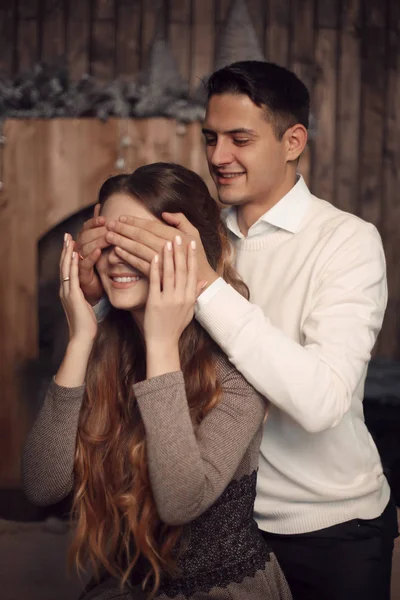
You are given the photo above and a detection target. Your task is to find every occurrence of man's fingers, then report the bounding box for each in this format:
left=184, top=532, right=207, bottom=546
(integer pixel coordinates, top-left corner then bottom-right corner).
left=106, top=230, right=157, bottom=263
left=79, top=234, right=109, bottom=257
left=78, top=248, right=101, bottom=284
left=109, top=220, right=168, bottom=250
left=162, top=212, right=198, bottom=236
left=78, top=249, right=101, bottom=286
left=114, top=247, right=151, bottom=277
left=117, top=216, right=178, bottom=242
left=80, top=216, right=106, bottom=234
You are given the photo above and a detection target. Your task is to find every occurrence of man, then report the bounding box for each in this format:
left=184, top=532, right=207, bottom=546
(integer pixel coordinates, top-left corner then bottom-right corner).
left=77, top=61, right=398, bottom=599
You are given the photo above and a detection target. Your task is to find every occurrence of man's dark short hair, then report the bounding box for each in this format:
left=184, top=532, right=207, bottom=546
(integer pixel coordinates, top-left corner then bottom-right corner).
left=206, top=61, right=310, bottom=140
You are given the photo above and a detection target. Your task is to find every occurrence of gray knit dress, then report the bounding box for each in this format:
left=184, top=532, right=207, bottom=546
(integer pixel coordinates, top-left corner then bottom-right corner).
left=22, top=355, right=292, bottom=600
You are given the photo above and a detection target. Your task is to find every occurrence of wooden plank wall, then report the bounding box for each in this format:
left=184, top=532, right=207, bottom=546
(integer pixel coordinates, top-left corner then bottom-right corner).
left=0, top=0, right=398, bottom=352
left=0, top=0, right=399, bottom=484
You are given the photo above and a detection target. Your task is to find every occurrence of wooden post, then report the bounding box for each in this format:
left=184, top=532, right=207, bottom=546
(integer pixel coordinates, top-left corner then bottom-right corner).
left=358, top=0, right=387, bottom=228
left=90, top=0, right=117, bottom=81
left=190, top=0, right=215, bottom=90
left=312, top=0, right=339, bottom=203
left=67, top=0, right=91, bottom=81
left=116, top=0, right=142, bottom=80
left=335, top=0, right=361, bottom=215
left=266, top=0, right=290, bottom=66
left=378, top=2, right=400, bottom=357
left=0, top=0, right=17, bottom=76
left=17, top=0, right=40, bottom=71
left=40, top=0, right=66, bottom=62
left=169, top=0, right=192, bottom=82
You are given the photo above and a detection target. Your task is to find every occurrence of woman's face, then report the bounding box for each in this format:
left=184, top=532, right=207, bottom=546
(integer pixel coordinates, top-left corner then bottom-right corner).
left=96, top=193, right=156, bottom=313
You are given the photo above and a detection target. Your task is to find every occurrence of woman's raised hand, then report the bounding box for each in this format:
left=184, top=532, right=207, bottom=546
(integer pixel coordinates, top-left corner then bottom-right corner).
left=143, top=236, right=204, bottom=378
left=144, top=235, right=199, bottom=346
left=60, top=233, right=98, bottom=345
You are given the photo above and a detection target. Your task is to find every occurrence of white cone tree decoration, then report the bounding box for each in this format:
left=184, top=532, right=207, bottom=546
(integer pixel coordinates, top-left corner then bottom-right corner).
left=215, top=0, right=265, bottom=71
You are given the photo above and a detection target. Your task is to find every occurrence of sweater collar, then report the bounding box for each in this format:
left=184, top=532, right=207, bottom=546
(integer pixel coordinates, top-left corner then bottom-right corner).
left=223, top=175, right=311, bottom=239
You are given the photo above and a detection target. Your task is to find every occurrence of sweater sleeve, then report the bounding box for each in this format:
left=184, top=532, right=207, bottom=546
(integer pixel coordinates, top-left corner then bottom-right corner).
left=196, top=223, right=387, bottom=433
left=21, top=379, right=85, bottom=506
left=134, top=360, right=266, bottom=526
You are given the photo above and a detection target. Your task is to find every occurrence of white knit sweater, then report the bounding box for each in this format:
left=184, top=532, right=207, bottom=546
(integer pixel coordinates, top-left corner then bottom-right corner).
left=196, top=177, right=391, bottom=535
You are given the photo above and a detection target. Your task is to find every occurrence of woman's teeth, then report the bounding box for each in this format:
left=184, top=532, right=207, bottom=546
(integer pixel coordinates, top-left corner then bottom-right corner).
left=219, top=173, right=244, bottom=178
left=112, top=276, right=140, bottom=283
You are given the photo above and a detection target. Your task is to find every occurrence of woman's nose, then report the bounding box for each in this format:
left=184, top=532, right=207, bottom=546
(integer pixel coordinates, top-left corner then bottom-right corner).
left=107, top=247, right=121, bottom=263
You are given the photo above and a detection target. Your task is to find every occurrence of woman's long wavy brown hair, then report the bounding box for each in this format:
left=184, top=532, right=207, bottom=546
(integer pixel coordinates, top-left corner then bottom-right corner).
left=69, top=163, right=248, bottom=596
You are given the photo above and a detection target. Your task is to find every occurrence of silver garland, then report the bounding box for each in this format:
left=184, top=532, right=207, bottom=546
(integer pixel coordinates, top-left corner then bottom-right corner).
left=0, top=61, right=206, bottom=124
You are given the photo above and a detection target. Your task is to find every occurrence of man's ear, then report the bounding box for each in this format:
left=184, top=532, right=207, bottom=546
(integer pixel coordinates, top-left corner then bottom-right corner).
left=284, top=124, right=308, bottom=162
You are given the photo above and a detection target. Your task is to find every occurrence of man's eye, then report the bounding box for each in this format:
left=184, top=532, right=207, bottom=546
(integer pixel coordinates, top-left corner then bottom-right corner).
left=204, top=137, right=217, bottom=146
left=233, top=139, right=249, bottom=146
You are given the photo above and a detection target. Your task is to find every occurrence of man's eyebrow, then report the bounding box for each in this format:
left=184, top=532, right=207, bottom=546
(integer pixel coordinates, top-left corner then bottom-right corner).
left=202, top=127, right=257, bottom=136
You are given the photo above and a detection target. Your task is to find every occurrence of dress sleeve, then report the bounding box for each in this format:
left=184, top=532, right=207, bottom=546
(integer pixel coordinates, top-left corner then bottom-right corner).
left=21, top=379, right=85, bottom=506
left=134, top=359, right=266, bottom=526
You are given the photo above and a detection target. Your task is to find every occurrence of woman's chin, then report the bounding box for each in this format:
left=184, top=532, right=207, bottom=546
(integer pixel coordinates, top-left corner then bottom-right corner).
left=107, top=292, right=147, bottom=312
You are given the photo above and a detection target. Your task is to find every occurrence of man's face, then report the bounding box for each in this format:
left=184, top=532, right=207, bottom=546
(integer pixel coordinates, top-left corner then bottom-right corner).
left=203, top=93, right=287, bottom=208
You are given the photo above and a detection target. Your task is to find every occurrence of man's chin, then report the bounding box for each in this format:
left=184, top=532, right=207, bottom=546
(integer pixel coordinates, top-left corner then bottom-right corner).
left=217, top=194, right=245, bottom=206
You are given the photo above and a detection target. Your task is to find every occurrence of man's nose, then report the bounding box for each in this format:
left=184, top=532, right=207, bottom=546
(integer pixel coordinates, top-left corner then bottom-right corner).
left=210, top=140, right=233, bottom=166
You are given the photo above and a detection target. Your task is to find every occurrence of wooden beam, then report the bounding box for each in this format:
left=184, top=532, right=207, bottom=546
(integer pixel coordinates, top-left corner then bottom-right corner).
left=90, top=0, right=116, bottom=81
left=116, top=0, right=142, bottom=80
left=378, top=1, right=400, bottom=357
left=266, top=0, right=290, bottom=67
left=190, top=0, right=214, bottom=89
left=67, top=0, right=91, bottom=80
left=0, top=0, right=17, bottom=76
left=40, top=0, right=66, bottom=62
left=312, top=0, right=339, bottom=202
left=169, top=0, right=192, bottom=82
left=358, top=0, right=387, bottom=227
left=335, top=0, right=361, bottom=214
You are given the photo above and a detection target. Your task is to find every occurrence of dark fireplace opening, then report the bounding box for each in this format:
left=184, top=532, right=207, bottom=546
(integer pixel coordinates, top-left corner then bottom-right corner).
left=2, top=205, right=94, bottom=523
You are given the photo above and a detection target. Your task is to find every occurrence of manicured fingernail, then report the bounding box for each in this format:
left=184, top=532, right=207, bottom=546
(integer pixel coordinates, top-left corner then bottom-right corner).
left=166, top=241, right=172, bottom=251
left=66, top=238, right=70, bottom=248
left=64, top=233, right=67, bottom=242
left=154, top=254, right=159, bottom=263
left=175, top=235, right=182, bottom=246
left=191, top=240, right=196, bottom=250
left=119, top=216, right=127, bottom=223
left=72, top=251, right=76, bottom=259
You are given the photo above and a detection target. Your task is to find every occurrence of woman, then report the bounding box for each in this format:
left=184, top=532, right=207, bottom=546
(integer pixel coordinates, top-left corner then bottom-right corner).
left=22, top=163, right=291, bottom=600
